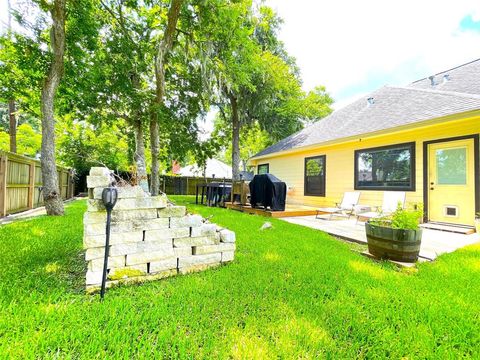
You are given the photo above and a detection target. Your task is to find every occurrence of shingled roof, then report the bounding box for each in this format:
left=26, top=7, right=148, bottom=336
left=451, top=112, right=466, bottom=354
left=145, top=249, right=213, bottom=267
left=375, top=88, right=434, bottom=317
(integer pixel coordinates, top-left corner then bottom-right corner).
left=410, top=58, right=480, bottom=95
left=252, top=59, right=480, bottom=159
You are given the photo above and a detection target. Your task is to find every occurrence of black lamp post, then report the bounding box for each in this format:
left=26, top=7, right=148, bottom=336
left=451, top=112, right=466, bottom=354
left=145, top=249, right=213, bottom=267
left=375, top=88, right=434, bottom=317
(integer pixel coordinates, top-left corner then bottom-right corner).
left=100, top=187, right=118, bottom=299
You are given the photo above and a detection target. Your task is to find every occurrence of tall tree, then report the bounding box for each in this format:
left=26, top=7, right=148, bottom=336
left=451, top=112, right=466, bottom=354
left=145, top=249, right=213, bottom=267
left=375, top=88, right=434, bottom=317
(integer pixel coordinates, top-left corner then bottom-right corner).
left=3, top=0, right=101, bottom=214
left=74, top=0, right=153, bottom=192
left=195, top=0, right=257, bottom=179
left=239, top=7, right=333, bottom=143
left=62, top=0, right=208, bottom=191
left=150, top=0, right=184, bottom=195
left=40, top=0, right=66, bottom=215
left=199, top=1, right=332, bottom=179
left=7, top=0, right=17, bottom=153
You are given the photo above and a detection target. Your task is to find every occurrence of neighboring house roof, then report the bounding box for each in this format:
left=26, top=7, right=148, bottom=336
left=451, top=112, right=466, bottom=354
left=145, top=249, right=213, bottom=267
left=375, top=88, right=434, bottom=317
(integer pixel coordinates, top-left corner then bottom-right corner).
left=252, top=59, right=480, bottom=159
left=178, top=158, right=232, bottom=179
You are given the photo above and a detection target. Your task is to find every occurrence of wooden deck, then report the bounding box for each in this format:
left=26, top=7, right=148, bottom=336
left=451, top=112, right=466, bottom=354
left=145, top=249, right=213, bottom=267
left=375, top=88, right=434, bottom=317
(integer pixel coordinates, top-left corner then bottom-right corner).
left=225, top=203, right=318, bottom=218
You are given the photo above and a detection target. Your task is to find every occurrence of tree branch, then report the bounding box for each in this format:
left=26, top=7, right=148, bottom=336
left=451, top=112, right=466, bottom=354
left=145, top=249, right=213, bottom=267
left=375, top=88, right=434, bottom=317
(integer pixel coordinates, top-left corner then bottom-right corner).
left=98, top=0, right=136, bottom=45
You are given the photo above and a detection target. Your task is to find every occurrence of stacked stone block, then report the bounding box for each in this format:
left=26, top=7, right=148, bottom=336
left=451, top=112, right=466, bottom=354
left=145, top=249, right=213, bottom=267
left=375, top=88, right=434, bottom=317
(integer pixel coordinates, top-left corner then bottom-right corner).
left=84, top=167, right=236, bottom=293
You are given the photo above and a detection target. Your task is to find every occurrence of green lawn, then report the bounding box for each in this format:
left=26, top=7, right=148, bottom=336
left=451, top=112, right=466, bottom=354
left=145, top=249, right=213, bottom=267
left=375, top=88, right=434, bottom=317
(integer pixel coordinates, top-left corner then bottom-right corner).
left=1, top=197, right=480, bottom=358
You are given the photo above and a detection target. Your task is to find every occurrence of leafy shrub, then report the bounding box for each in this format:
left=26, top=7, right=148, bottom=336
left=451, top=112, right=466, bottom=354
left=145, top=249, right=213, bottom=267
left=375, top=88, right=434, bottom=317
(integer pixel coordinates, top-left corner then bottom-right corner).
left=369, top=203, right=424, bottom=230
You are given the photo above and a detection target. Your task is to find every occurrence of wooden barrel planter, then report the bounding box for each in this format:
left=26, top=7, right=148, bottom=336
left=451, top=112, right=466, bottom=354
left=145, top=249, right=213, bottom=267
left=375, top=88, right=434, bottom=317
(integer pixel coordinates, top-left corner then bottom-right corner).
left=365, top=222, right=422, bottom=262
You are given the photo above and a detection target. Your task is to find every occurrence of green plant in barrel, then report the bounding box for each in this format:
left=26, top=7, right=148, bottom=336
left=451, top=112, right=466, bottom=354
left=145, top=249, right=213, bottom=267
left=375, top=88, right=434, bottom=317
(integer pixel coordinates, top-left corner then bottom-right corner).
left=366, top=203, right=424, bottom=262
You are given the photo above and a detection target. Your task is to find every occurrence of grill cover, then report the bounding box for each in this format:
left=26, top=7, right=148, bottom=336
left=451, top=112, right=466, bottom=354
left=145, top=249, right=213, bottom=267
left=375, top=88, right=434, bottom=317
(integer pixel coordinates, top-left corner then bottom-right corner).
left=249, top=174, right=286, bottom=211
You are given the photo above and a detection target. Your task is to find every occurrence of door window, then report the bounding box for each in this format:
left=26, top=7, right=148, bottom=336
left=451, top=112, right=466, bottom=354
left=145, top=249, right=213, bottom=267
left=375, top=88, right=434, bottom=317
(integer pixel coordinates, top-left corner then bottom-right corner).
left=436, top=147, right=467, bottom=185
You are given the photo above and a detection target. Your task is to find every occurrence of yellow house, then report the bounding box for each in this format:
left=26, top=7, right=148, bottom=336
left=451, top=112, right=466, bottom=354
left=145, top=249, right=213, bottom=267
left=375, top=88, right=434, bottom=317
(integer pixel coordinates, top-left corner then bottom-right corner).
left=249, top=59, right=480, bottom=227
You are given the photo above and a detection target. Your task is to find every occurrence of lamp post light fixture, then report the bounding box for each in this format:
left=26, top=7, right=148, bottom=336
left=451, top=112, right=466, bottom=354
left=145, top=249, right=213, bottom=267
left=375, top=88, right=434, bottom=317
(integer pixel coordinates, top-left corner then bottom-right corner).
left=100, top=186, right=118, bottom=299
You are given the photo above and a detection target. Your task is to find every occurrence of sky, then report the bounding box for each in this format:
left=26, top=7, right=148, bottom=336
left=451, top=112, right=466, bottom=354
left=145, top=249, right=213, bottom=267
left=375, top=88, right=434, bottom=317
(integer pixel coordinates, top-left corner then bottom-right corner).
left=0, top=1, right=8, bottom=32
left=266, top=0, right=480, bottom=108
left=1, top=0, right=480, bottom=126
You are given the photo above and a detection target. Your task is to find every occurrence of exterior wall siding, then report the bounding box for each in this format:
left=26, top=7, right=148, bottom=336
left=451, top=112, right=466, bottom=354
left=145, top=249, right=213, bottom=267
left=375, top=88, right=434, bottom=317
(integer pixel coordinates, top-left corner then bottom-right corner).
left=250, top=116, right=480, bottom=210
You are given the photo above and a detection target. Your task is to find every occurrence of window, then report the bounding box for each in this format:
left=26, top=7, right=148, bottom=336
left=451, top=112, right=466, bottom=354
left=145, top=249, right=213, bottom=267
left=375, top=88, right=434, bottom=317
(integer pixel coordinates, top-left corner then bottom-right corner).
left=257, top=163, right=269, bottom=174
left=355, top=142, right=415, bottom=191
left=436, top=147, right=467, bottom=185
left=304, top=155, right=326, bottom=196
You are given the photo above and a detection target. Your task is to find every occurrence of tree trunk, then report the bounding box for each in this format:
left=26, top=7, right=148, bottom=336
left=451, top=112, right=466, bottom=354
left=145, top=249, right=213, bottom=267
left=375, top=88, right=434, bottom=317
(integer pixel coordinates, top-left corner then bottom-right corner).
left=150, top=0, right=183, bottom=196
left=133, top=119, right=149, bottom=193
left=230, top=94, right=241, bottom=180
left=149, top=117, right=160, bottom=195
left=129, top=73, right=149, bottom=193
left=150, top=49, right=164, bottom=195
left=8, top=99, right=16, bottom=153
left=40, top=0, right=66, bottom=216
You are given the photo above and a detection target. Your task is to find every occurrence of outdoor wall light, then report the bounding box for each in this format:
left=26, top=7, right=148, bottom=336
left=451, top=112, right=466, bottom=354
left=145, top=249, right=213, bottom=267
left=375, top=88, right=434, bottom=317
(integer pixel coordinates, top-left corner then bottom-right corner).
left=100, top=187, right=118, bottom=299
left=102, top=187, right=118, bottom=211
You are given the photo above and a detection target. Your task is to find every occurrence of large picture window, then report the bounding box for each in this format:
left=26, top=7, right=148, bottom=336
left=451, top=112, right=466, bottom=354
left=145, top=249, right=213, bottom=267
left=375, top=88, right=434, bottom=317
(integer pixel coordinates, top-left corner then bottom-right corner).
left=355, top=142, right=415, bottom=191
left=257, top=164, right=269, bottom=174
left=304, top=155, right=326, bottom=196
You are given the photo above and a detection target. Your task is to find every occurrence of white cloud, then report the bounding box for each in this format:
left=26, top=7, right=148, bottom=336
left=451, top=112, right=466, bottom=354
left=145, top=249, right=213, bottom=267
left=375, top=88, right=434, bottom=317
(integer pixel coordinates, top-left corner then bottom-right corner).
left=266, top=0, right=480, bottom=106
left=0, top=0, right=10, bottom=34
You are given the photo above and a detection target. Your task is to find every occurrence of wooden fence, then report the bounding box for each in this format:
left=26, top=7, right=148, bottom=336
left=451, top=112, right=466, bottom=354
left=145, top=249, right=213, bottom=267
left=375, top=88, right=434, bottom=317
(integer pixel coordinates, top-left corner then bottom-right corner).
left=0, top=151, right=74, bottom=216
left=160, top=176, right=229, bottom=195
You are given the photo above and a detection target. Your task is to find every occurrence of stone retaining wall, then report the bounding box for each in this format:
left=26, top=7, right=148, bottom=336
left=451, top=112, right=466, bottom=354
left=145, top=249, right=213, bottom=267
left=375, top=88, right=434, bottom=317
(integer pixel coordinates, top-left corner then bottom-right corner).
left=84, top=167, right=236, bottom=293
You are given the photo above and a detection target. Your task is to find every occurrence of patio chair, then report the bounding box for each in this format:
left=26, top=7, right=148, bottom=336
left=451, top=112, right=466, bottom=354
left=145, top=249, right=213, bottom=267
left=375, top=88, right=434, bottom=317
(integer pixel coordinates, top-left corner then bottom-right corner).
left=356, top=191, right=406, bottom=223
left=315, top=191, right=361, bottom=220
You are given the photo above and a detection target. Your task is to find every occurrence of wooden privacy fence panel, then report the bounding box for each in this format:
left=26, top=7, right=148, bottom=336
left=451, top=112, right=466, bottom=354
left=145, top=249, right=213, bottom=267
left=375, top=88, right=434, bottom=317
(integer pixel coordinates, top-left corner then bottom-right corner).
left=59, top=170, right=69, bottom=199
left=34, top=165, right=43, bottom=207
left=0, top=151, right=74, bottom=216
left=160, top=176, right=229, bottom=195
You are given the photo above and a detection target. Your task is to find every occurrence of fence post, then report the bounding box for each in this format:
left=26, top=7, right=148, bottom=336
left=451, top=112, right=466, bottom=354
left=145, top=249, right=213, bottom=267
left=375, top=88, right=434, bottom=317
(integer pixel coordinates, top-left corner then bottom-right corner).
left=55, top=166, right=63, bottom=200
left=60, top=169, right=68, bottom=200
left=60, top=169, right=67, bottom=200
left=68, top=170, right=74, bottom=198
left=28, top=161, right=35, bottom=209
left=0, top=155, right=8, bottom=216
left=66, top=171, right=70, bottom=199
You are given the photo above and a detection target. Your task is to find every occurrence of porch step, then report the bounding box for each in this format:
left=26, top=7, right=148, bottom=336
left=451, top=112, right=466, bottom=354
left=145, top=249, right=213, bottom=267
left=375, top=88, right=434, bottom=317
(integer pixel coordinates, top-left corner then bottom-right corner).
left=420, top=223, right=475, bottom=235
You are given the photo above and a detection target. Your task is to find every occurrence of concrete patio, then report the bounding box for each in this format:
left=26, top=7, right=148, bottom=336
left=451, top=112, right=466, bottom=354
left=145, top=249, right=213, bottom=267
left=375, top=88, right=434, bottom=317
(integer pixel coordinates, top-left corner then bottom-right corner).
left=280, top=215, right=480, bottom=260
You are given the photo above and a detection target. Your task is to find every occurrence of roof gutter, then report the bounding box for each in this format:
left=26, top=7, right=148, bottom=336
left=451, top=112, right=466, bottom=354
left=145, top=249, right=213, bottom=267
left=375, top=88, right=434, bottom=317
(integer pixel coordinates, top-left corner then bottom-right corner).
left=248, top=109, right=480, bottom=163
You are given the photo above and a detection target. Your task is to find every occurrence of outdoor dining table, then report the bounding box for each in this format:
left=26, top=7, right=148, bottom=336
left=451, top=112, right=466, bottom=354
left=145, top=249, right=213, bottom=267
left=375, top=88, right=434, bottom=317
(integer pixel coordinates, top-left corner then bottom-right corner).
left=196, top=182, right=232, bottom=207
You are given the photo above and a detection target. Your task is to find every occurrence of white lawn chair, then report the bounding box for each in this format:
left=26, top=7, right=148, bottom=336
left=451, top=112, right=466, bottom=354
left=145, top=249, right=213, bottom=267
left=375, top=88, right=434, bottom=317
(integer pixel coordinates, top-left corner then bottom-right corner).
left=316, top=191, right=361, bottom=220
left=356, top=191, right=406, bottom=223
